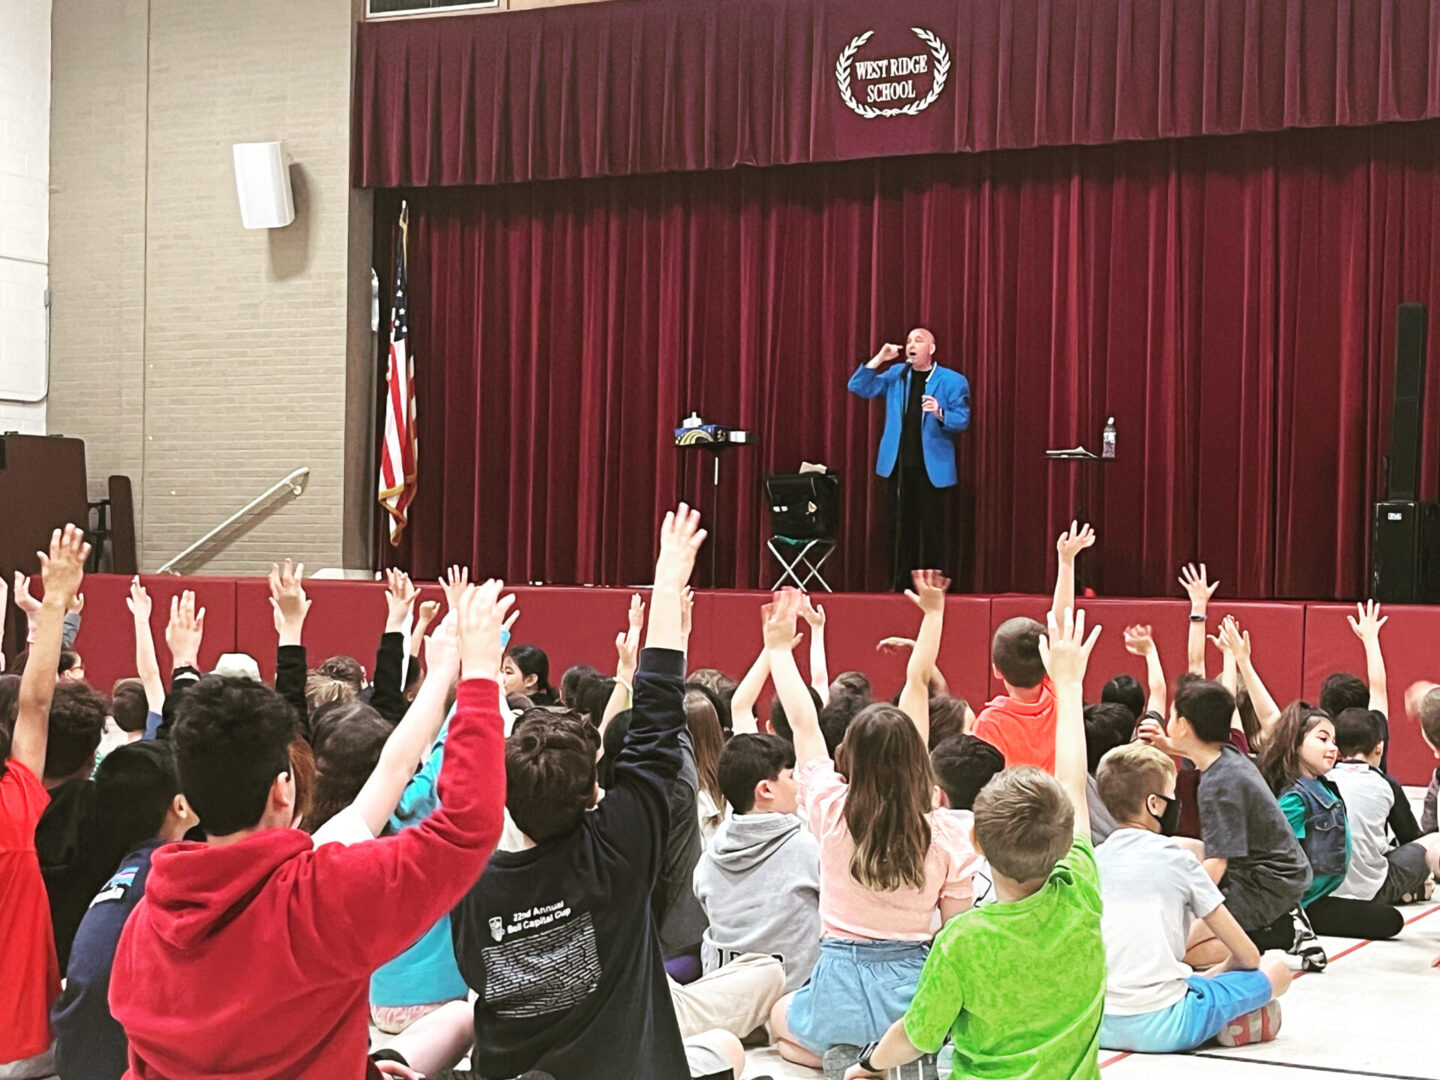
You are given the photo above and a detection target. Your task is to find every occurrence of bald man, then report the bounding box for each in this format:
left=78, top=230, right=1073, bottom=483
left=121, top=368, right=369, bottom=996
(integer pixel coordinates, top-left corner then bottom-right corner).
left=848, top=328, right=971, bottom=590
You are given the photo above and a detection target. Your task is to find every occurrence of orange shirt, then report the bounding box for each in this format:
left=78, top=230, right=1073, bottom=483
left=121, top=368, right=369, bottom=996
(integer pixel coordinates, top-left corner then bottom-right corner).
left=970, top=678, right=1059, bottom=774
left=0, top=760, right=60, bottom=1063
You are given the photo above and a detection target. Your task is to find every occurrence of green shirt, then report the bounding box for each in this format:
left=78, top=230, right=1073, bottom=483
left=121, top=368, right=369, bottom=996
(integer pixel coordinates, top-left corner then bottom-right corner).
left=1278, top=790, right=1351, bottom=906
left=903, top=835, right=1105, bottom=1080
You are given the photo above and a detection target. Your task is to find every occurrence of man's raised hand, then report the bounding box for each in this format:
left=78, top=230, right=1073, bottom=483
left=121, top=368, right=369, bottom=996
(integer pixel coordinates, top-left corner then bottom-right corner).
left=456, top=579, right=514, bottom=682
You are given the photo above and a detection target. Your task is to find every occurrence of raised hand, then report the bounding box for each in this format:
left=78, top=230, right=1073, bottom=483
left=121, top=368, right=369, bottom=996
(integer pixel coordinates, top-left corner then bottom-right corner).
left=876, top=635, right=915, bottom=653
left=68, top=593, right=85, bottom=615
left=1135, top=715, right=1178, bottom=756
left=1214, top=615, right=1249, bottom=664
left=799, top=593, right=827, bottom=628
left=456, top=579, right=515, bottom=682
left=268, top=559, right=310, bottom=643
left=13, top=570, right=39, bottom=615
left=654, top=503, right=707, bottom=589
left=1179, top=562, right=1219, bottom=608
left=39, top=524, right=90, bottom=606
left=441, top=565, right=471, bottom=611
left=1348, top=599, right=1387, bottom=644
left=680, top=587, right=695, bottom=645
left=423, top=611, right=461, bottom=683
left=876, top=342, right=902, bottom=363
left=414, top=598, right=442, bottom=631
left=1056, top=521, right=1096, bottom=562
left=384, top=568, right=419, bottom=631
left=761, top=588, right=804, bottom=651
left=615, top=593, right=645, bottom=681
left=905, top=569, right=950, bottom=614
left=127, top=577, right=152, bottom=621
left=166, top=589, right=206, bottom=669
left=1039, top=606, right=1101, bottom=688
left=1123, top=624, right=1155, bottom=657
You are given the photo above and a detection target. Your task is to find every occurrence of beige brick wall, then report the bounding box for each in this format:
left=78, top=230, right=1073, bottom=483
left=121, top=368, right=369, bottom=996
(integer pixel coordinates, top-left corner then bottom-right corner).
left=49, top=0, right=369, bottom=574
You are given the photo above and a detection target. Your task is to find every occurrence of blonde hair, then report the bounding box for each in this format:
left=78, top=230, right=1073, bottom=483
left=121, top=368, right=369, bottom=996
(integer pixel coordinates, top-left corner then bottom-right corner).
left=1096, top=742, right=1177, bottom=821
left=972, top=766, right=1073, bottom=882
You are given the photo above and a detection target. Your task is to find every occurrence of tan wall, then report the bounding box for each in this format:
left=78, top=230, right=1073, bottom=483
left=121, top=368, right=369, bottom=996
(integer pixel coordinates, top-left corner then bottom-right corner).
left=49, top=0, right=371, bottom=574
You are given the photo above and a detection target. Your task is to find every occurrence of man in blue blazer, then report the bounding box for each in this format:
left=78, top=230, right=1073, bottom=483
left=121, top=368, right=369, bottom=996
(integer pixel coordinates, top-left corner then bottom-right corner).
left=848, top=328, right=971, bottom=590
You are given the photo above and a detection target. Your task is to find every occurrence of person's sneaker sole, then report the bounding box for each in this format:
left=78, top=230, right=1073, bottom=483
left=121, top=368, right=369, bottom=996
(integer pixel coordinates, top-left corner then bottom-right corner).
left=1216, top=999, right=1282, bottom=1047
left=888, top=1053, right=940, bottom=1079
left=822, top=1044, right=863, bottom=1080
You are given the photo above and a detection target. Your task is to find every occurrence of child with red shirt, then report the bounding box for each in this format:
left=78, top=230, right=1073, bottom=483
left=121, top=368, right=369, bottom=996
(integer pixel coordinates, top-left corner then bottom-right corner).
left=972, top=523, right=1092, bottom=773
left=0, top=525, right=90, bottom=1076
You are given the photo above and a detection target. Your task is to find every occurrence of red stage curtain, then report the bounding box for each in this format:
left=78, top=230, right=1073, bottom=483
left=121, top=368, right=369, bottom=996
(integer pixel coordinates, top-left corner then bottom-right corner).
left=353, top=0, right=1440, bottom=188
left=381, top=120, right=1440, bottom=599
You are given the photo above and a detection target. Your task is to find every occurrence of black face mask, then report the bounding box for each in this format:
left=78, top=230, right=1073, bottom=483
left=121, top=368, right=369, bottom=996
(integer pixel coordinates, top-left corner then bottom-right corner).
left=1150, top=793, right=1181, bottom=837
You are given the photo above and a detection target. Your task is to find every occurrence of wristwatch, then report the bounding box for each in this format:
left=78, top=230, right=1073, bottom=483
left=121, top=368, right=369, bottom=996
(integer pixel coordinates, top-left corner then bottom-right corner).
left=857, top=1041, right=881, bottom=1073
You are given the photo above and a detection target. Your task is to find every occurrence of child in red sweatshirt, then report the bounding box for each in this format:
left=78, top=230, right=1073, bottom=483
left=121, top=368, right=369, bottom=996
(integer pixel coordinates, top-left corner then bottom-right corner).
left=108, top=580, right=512, bottom=1080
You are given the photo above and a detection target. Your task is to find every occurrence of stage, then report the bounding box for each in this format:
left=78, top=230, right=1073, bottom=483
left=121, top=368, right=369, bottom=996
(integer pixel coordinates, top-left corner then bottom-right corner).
left=23, top=574, right=1440, bottom=785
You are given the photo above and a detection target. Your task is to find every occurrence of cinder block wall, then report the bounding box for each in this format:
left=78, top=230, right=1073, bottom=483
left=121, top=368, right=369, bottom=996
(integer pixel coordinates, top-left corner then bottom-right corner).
left=48, top=0, right=371, bottom=574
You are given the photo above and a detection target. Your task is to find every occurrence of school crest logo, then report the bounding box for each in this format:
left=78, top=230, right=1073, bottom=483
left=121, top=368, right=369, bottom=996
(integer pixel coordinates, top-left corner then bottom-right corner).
left=489, top=916, right=505, bottom=942
left=836, top=27, right=951, bottom=119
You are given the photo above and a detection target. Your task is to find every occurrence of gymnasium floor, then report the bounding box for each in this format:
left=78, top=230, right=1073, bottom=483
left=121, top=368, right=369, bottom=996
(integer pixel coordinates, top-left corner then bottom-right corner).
left=744, top=898, right=1440, bottom=1079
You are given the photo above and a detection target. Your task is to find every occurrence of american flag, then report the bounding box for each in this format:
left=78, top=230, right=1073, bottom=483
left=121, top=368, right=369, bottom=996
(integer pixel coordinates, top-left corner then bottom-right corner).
left=378, top=202, right=418, bottom=545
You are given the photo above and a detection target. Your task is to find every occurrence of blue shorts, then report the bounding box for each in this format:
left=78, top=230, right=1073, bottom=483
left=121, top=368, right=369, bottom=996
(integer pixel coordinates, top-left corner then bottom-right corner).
left=785, top=938, right=929, bottom=1053
left=1100, top=971, right=1274, bottom=1053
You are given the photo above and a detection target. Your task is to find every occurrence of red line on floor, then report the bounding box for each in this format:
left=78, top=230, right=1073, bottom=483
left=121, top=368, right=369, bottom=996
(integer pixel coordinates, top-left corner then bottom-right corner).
left=1099, top=902, right=1440, bottom=1070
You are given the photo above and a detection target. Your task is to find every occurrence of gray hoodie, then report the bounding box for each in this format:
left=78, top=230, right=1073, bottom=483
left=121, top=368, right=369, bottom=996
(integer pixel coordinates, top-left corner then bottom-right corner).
left=692, top=811, right=821, bottom=992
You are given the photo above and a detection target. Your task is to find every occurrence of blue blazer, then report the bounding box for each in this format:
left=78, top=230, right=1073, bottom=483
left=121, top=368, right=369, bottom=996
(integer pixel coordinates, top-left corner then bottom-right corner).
left=848, top=362, right=971, bottom=488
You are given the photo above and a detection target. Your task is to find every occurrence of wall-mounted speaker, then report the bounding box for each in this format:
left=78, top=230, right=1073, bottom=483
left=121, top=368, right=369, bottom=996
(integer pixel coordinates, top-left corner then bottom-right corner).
left=232, top=141, right=295, bottom=229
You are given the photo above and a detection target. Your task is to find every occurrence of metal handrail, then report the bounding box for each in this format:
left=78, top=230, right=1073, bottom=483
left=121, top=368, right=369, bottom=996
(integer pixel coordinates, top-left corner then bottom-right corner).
left=157, top=467, right=310, bottom=573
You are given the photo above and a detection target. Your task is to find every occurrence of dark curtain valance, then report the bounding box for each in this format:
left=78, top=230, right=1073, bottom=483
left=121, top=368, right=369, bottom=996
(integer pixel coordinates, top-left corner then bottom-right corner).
left=354, top=0, right=1440, bottom=188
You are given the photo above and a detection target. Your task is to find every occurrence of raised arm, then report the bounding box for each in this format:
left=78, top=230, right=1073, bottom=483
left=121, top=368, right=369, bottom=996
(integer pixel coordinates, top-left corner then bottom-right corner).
left=1123, top=624, right=1167, bottom=717
left=1039, top=607, right=1101, bottom=839
left=268, top=561, right=310, bottom=726
left=765, top=589, right=826, bottom=768
left=13, top=570, right=40, bottom=645
left=1349, top=600, right=1390, bottom=715
left=127, top=578, right=166, bottom=714
left=1051, top=522, right=1095, bottom=622
left=348, top=613, right=463, bottom=837
left=602, top=593, right=644, bottom=732
left=1180, top=563, right=1219, bottom=676
left=899, top=570, right=949, bottom=745
left=1209, top=624, right=1238, bottom=696
left=800, top=594, right=831, bottom=706
left=730, top=645, right=771, bottom=736
left=1219, top=617, right=1281, bottom=739
left=410, top=599, right=440, bottom=663
left=371, top=569, right=418, bottom=724
left=11, top=526, right=90, bottom=776
left=878, top=637, right=951, bottom=697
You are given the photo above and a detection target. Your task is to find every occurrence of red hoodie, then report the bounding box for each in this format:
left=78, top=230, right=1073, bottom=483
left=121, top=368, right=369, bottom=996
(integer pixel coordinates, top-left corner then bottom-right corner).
left=109, top=679, right=506, bottom=1080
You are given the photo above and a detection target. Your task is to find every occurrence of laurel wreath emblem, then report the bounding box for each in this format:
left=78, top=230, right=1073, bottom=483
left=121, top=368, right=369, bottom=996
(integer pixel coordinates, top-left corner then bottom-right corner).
left=835, top=27, right=951, bottom=119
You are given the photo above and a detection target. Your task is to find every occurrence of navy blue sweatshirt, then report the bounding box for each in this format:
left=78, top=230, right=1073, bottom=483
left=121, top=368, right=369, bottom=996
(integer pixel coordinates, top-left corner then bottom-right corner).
left=51, top=838, right=163, bottom=1080
left=452, top=647, right=687, bottom=1080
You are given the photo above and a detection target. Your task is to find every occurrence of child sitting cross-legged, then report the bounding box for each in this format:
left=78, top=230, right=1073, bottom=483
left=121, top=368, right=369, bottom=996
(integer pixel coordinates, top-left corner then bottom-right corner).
left=1095, top=742, right=1291, bottom=1054
left=693, top=732, right=821, bottom=992
left=843, top=607, right=1107, bottom=1080
left=767, top=572, right=979, bottom=1079
left=449, top=506, right=750, bottom=1080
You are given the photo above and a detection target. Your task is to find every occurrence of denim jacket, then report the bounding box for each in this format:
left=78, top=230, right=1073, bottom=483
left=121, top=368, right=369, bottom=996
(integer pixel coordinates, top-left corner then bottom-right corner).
left=1283, top=775, right=1349, bottom=878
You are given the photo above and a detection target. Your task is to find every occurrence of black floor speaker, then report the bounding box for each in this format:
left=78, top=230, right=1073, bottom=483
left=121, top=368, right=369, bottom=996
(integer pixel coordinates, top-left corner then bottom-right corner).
left=1372, top=500, right=1440, bottom=603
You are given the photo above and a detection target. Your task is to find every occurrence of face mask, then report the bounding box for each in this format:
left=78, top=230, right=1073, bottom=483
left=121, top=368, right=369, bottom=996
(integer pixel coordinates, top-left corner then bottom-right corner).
left=1150, top=793, right=1181, bottom=837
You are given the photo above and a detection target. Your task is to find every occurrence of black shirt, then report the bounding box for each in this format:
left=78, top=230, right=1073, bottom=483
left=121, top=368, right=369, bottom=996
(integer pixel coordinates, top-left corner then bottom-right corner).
left=901, top=366, right=929, bottom=467
left=453, top=649, right=690, bottom=1080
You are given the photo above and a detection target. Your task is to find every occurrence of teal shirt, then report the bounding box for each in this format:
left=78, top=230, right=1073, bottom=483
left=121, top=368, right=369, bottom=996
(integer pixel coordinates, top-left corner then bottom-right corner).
left=1278, top=790, right=1350, bottom=907
left=904, top=835, right=1105, bottom=1079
